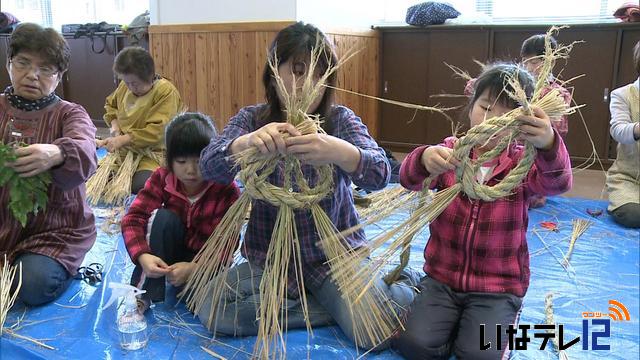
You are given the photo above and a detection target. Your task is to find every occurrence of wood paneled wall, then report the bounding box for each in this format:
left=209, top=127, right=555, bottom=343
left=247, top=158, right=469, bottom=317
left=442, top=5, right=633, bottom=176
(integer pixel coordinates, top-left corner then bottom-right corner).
left=148, top=22, right=380, bottom=137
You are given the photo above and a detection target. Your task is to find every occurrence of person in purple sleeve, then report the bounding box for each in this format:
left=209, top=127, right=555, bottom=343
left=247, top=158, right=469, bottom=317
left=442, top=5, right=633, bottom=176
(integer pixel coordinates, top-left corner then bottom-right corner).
left=197, top=22, right=420, bottom=350
left=0, top=23, right=97, bottom=306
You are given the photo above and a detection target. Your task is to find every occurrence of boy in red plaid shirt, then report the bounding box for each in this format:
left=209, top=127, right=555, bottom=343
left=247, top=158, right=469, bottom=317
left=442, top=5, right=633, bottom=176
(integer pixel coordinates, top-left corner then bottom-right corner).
left=395, top=63, right=572, bottom=360
left=121, top=113, right=240, bottom=312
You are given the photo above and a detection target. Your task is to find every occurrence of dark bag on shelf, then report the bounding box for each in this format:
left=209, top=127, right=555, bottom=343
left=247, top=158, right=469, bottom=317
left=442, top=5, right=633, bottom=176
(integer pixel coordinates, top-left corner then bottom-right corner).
left=406, top=2, right=461, bottom=26
left=72, top=22, right=122, bottom=54
left=125, top=10, right=150, bottom=46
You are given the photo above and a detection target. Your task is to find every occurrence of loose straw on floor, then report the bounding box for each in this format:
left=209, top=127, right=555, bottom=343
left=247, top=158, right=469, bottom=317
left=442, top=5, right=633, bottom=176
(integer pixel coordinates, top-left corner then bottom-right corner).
left=1, top=256, right=21, bottom=335
left=545, top=293, right=569, bottom=360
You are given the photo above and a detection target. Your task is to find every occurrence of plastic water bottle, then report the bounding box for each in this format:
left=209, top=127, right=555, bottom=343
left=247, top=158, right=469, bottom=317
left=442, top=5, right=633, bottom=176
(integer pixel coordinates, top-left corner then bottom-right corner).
left=117, top=299, right=148, bottom=350
left=103, top=283, right=149, bottom=350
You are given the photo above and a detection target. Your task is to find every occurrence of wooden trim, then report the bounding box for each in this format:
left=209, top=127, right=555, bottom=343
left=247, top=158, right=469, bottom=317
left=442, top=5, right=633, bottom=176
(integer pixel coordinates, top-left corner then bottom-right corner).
left=150, top=22, right=380, bottom=37
left=325, top=28, right=380, bottom=38
left=149, top=21, right=295, bottom=34
left=375, top=22, right=640, bottom=32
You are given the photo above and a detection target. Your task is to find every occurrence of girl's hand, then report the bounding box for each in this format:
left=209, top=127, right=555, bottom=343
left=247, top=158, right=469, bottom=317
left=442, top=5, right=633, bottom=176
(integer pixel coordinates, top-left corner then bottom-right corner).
left=7, top=144, right=64, bottom=177
left=230, top=122, right=301, bottom=155
left=103, top=134, right=132, bottom=152
left=166, top=262, right=195, bottom=287
left=518, top=106, right=555, bottom=150
left=421, top=145, right=460, bottom=176
left=286, top=134, right=361, bottom=173
left=138, top=253, right=170, bottom=278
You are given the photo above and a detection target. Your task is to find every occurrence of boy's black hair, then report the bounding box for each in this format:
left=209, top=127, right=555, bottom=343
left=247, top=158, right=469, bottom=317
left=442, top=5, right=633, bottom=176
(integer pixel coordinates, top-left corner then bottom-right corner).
left=520, top=34, right=557, bottom=59
left=471, top=63, right=535, bottom=110
left=165, top=112, right=216, bottom=171
left=260, top=22, right=338, bottom=134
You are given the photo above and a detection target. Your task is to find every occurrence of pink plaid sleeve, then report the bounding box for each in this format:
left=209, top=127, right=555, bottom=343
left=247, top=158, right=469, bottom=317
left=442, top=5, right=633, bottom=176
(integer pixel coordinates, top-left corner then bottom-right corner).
left=121, top=169, right=166, bottom=264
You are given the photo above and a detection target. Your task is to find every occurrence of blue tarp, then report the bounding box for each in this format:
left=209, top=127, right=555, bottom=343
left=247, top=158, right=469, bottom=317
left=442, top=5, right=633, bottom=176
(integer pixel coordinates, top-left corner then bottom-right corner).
left=1, top=192, right=638, bottom=359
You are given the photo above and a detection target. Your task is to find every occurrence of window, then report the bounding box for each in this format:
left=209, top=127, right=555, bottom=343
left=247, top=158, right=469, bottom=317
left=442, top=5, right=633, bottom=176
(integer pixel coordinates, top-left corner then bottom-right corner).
left=2, top=0, right=148, bottom=32
left=381, top=0, right=621, bottom=23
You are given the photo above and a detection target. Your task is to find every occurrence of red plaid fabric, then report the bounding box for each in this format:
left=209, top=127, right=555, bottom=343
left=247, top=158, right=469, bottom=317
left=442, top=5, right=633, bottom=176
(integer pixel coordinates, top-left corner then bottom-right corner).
left=400, top=131, right=572, bottom=296
left=122, top=167, right=240, bottom=264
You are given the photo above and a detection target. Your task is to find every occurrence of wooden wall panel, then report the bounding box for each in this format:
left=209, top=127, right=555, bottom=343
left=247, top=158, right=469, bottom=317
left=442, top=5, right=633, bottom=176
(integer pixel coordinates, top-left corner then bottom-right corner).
left=149, top=23, right=380, bottom=138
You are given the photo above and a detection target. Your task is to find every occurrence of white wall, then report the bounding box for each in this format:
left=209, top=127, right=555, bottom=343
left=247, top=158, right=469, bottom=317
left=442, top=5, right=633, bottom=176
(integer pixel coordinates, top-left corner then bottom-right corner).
left=296, top=0, right=386, bottom=29
left=150, top=0, right=297, bottom=25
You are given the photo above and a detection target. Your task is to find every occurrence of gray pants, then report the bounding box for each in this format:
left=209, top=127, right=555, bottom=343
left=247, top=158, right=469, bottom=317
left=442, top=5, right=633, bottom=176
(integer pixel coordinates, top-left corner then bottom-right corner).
left=610, top=202, right=640, bottom=228
left=197, top=261, right=419, bottom=350
left=394, top=276, right=523, bottom=360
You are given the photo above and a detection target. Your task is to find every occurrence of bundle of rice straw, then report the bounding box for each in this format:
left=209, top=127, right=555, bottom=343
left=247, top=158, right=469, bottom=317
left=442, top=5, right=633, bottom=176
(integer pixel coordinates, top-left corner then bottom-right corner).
left=86, top=148, right=163, bottom=206
left=330, top=26, right=582, bottom=302
left=1, top=255, right=21, bottom=336
left=183, top=39, right=405, bottom=358
left=562, top=218, right=592, bottom=268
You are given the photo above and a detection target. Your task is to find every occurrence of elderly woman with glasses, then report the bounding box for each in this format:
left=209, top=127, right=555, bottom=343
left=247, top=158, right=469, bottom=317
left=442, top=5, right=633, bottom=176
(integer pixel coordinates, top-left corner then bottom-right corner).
left=0, top=23, right=97, bottom=306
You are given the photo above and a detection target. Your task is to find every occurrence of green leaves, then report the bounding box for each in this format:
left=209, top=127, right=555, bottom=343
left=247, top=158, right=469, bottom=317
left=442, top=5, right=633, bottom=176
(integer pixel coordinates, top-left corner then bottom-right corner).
left=0, top=142, right=51, bottom=227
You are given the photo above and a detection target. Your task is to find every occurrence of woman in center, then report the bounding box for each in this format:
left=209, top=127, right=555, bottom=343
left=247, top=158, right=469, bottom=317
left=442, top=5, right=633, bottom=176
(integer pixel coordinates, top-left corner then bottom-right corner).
left=198, top=22, right=418, bottom=350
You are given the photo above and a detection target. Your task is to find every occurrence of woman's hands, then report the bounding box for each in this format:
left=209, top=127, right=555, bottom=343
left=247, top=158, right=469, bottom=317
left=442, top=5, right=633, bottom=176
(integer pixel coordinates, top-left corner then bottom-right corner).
left=286, top=133, right=360, bottom=172
left=97, top=134, right=132, bottom=152
left=230, top=122, right=300, bottom=155
left=229, top=122, right=361, bottom=172
left=6, top=143, right=64, bottom=177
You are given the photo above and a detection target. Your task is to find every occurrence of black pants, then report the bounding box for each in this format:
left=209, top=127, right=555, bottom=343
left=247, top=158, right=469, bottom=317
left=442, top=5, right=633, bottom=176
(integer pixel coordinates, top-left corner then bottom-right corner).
left=130, top=208, right=195, bottom=302
left=610, top=202, right=640, bottom=229
left=394, top=276, right=523, bottom=360
left=131, top=170, right=153, bottom=194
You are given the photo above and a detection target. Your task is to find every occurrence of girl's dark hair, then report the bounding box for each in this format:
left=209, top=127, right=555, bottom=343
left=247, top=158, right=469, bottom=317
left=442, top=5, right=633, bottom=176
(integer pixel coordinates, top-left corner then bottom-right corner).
left=165, top=112, right=216, bottom=171
left=520, top=34, right=557, bottom=58
left=8, top=23, right=70, bottom=73
left=113, top=46, right=155, bottom=83
left=634, top=40, right=640, bottom=76
left=470, top=63, right=535, bottom=110
left=260, top=22, right=338, bottom=134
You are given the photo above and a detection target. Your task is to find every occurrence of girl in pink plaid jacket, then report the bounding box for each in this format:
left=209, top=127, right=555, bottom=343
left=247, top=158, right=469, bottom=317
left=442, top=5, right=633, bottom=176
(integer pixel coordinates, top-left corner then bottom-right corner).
left=395, top=63, right=572, bottom=360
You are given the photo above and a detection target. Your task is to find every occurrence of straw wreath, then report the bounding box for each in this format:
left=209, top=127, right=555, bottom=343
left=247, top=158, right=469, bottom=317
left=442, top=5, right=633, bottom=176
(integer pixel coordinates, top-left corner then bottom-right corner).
left=86, top=148, right=163, bottom=206
left=183, top=37, right=406, bottom=357
left=330, top=26, right=582, bottom=301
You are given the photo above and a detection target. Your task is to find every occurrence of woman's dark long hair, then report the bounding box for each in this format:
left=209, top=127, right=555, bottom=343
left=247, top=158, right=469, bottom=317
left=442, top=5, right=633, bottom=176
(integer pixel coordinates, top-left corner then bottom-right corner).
left=259, top=22, right=338, bottom=134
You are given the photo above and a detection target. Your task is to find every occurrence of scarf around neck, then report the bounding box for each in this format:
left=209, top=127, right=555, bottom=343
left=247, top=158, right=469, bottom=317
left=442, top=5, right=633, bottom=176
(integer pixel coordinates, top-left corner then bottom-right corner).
left=4, top=86, right=59, bottom=111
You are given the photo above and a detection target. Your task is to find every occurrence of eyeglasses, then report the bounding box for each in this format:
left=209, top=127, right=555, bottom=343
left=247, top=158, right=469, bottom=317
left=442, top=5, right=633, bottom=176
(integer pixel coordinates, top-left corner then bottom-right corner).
left=10, top=57, right=59, bottom=78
